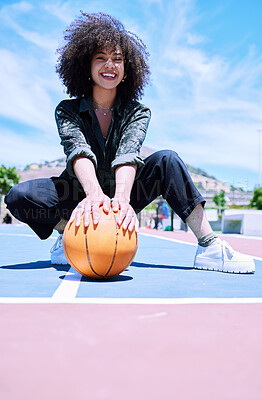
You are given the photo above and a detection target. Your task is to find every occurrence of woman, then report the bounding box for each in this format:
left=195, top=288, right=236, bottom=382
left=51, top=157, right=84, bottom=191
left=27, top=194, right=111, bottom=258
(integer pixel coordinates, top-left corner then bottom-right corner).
left=5, top=12, right=254, bottom=273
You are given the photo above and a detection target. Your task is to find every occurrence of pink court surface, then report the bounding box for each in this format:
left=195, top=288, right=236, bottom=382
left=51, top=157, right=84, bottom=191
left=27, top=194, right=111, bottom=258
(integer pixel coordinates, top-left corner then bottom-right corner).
left=1, top=224, right=262, bottom=400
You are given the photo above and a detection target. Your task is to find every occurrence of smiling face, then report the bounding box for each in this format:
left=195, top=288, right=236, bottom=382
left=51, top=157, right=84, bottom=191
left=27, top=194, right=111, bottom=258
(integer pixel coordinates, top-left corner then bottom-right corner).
left=90, top=46, right=125, bottom=92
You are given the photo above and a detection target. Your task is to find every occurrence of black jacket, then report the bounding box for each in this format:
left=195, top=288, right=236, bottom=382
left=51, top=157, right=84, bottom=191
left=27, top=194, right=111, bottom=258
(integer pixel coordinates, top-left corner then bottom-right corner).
left=55, top=97, right=151, bottom=193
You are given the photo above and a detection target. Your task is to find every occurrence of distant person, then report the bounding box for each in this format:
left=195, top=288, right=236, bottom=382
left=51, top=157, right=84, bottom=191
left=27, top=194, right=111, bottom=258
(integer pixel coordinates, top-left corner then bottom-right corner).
left=5, top=12, right=255, bottom=273
left=154, top=199, right=169, bottom=229
left=2, top=213, right=12, bottom=224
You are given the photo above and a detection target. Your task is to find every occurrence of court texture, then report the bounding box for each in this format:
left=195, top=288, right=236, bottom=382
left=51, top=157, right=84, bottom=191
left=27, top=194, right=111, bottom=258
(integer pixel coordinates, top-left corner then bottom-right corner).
left=1, top=223, right=262, bottom=400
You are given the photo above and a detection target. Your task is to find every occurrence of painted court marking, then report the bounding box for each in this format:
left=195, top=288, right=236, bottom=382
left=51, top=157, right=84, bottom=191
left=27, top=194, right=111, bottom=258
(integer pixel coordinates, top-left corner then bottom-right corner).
left=0, top=233, right=42, bottom=238
left=47, top=232, right=262, bottom=302
left=1, top=225, right=262, bottom=400
left=1, top=297, right=262, bottom=304
left=0, top=232, right=57, bottom=239
left=1, top=228, right=261, bottom=304
left=52, top=266, right=82, bottom=300
left=139, top=232, right=197, bottom=246
left=50, top=232, right=261, bottom=303
left=139, top=232, right=262, bottom=261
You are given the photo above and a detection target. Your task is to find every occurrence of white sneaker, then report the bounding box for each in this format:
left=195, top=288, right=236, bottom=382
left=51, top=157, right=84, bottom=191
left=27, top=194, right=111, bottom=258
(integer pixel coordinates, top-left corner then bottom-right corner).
left=194, top=238, right=255, bottom=274
left=50, top=234, right=69, bottom=265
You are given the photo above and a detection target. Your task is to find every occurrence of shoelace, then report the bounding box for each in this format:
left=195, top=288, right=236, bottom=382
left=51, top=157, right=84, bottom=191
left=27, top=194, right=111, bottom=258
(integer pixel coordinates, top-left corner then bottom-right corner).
left=50, top=234, right=63, bottom=253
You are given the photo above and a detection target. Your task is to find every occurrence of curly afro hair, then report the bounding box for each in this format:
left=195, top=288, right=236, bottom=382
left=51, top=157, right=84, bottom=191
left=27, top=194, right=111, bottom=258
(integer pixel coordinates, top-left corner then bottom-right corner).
left=56, top=12, right=151, bottom=102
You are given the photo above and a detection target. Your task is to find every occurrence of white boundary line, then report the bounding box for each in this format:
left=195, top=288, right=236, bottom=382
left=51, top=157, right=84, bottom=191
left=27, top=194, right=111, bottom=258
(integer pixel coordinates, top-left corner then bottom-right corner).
left=138, top=232, right=262, bottom=261
left=52, top=266, right=82, bottom=300
left=1, top=231, right=261, bottom=304
left=139, top=232, right=197, bottom=246
left=139, top=230, right=262, bottom=241
left=221, top=233, right=262, bottom=241
left=0, top=233, right=56, bottom=239
left=0, top=297, right=262, bottom=304
left=50, top=233, right=194, bottom=303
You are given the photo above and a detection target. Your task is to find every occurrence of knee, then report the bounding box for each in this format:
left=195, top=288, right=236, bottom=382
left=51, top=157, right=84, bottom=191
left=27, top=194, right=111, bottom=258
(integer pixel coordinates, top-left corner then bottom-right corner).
left=5, top=182, right=31, bottom=209
left=153, top=149, right=181, bottom=164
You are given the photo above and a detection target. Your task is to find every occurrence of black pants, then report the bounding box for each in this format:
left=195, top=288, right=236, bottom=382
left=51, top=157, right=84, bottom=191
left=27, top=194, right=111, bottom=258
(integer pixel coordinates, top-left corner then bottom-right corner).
left=5, top=150, right=205, bottom=239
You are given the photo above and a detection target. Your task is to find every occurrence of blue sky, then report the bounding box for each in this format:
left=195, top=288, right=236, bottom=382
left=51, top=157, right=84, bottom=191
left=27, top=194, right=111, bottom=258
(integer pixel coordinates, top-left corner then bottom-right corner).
left=0, top=0, right=262, bottom=190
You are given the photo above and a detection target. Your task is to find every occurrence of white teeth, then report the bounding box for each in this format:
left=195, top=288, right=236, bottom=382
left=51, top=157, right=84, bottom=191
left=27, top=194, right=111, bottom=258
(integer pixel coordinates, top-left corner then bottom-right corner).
left=102, top=73, right=116, bottom=78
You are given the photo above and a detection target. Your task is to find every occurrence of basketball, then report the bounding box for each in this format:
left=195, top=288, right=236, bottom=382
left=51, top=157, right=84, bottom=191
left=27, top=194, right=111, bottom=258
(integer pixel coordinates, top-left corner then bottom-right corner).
left=63, top=206, right=138, bottom=279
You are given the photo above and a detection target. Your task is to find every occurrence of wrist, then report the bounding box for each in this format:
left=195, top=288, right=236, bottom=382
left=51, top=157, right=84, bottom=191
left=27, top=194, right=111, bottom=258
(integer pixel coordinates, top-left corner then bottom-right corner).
left=114, top=192, right=130, bottom=202
left=84, top=184, right=103, bottom=198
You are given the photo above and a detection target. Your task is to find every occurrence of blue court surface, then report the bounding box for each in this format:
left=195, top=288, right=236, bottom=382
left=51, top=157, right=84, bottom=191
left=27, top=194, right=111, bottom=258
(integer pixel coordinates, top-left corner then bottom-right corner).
left=0, top=224, right=262, bottom=302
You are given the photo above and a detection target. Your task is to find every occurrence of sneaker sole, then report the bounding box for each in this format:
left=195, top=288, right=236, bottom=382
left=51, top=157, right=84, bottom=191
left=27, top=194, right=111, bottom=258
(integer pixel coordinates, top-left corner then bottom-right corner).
left=51, top=253, right=70, bottom=266
left=194, top=265, right=255, bottom=274
left=51, top=256, right=70, bottom=266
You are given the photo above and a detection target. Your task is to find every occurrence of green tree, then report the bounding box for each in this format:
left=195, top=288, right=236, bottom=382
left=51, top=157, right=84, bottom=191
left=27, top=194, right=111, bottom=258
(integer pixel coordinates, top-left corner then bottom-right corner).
left=250, top=188, right=262, bottom=210
left=0, top=165, right=20, bottom=195
left=0, top=165, right=20, bottom=220
left=212, top=190, right=226, bottom=214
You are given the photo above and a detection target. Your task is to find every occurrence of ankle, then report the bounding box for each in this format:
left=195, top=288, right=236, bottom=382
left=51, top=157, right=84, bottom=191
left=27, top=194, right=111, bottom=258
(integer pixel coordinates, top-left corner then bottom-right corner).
left=185, top=204, right=213, bottom=239
left=198, top=233, right=218, bottom=247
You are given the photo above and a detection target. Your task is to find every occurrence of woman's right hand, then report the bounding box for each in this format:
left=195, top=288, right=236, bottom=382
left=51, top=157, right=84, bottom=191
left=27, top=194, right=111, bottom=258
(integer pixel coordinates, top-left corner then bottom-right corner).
left=69, top=193, right=111, bottom=227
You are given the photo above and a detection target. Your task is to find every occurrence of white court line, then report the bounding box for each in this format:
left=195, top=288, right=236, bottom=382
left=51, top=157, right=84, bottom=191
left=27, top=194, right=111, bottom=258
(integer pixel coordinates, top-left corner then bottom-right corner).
left=139, top=232, right=197, bottom=246
left=50, top=233, right=198, bottom=302
left=0, top=232, right=81, bottom=301
left=52, top=266, right=82, bottom=301
left=0, top=233, right=56, bottom=239
left=0, top=231, right=81, bottom=301
left=1, top=231, right=261, bottom=303
left=0, top=233, right=39, bottom=238
left=138, top=232, right=262, bottom=261
left=0, top=297, right=262, bottom=304
left=222, top=233, right=262, bottom=241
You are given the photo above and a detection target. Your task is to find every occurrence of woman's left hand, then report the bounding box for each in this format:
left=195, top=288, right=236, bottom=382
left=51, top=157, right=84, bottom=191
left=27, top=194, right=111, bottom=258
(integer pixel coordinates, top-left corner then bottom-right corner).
left=111, top=197, right=139, bottom=232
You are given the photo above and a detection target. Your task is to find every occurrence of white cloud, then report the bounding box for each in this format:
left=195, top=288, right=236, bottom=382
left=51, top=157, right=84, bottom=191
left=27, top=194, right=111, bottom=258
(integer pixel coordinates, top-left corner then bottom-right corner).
left=143, top=0, right=262, bottom=187
left=186, top=32, right=205, bottom=45
left=12, top=25, right=57, bottom=53
left=43, top=1, right=76, bottom=24
left=0, top=49, right=59, bottom=132
left=0, top=0, right=261, bottom=190
left=4, top=1, right=33, bottom=13
left=0, top=128, right=64, bottom=167
left=0, top=1, right=58, bottom=54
